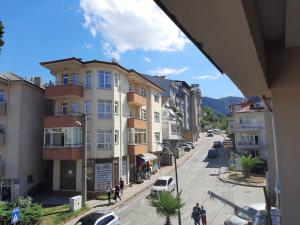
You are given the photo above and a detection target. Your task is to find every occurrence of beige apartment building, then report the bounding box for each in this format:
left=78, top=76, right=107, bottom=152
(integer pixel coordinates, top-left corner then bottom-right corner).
left=0, top=72, right=44, bottom=201
left=40, top=58, right=163, bottom=195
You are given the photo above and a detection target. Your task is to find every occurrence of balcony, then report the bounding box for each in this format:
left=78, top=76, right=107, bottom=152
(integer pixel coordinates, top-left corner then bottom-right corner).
left=43, top=145, right=82, bottom=160
left=45, top=81, right=83, bottom=99
left=44, top=111, right=82, bottom=128
left=128, top=144, right=148, bottom=156
left=0, top=102, right=6, bottom=115
left=229, top=123, right=264, bottom=132
left=127, top=92, right=146, bottom=106
left=0, top=160, right=4, bottom=178
left=236, top=142, right=261, bottom=149
left=127, top=118, right=147, bottom=129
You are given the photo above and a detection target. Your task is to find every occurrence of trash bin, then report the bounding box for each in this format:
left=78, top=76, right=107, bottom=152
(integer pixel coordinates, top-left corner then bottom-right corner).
left=69, top=195, right=82, bottom=211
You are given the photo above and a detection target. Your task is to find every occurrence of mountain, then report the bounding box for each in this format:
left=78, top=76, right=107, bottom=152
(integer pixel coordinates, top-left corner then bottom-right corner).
left=201, top=96, right=244, bottom=116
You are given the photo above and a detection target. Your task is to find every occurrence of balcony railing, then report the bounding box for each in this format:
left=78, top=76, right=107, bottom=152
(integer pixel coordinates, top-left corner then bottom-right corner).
left=43, top=146, right=82, bottom=160
left=127, top=92, right=147, bottom=106
left=44, top=111, right=83, bottom=128
left=230, top=123, right=264, bottom=130
left=127, top=118, right=147, bottom=129
left=46, top=111, right=83, bottom=117
left=43, top=143, right=82, bottom=148
left=45, top=81, right=83, bottom=98
left=236, top=142, right=261, bottom=148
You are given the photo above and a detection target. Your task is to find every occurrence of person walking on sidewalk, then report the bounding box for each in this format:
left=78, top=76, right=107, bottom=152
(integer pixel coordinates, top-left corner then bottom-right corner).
left=114, top=185, right=121, bottom=203
left=191, top=203, right=201, bottom=225
left=106, top=183, right=112, bottom=204
left=200, top=205, right=207, bottom=225
left=119, top=178, right=124, bottom=195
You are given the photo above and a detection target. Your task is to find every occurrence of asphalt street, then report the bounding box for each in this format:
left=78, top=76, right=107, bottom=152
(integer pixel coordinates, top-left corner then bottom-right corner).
left=115, top=135, right=264, bottom=225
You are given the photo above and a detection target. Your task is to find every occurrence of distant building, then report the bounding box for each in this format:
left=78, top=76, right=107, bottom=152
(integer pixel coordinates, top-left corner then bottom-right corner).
left=229, top=97, right=267, bottom=160
left=0, top=72, right=44, bottom=201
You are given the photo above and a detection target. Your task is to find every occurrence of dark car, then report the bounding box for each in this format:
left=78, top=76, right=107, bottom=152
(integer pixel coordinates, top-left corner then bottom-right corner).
left=213, top=141, right=222, bottom=148
left=207, top=148, right=218, bottom=158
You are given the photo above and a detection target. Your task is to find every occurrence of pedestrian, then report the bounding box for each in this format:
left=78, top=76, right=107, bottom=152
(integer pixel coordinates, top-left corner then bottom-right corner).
left=114, top=185, right=121, bottom=203
left=191, top=203, right=201, bottom=225
left=200, top=205, right=207, bottom=225
left=106, top=182, right=112, bottom=204
left=119, top=178, right=124, bottom=195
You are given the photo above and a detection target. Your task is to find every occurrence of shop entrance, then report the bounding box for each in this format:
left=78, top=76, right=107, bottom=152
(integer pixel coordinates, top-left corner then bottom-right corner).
left=0, top=179, right=12, bottom=201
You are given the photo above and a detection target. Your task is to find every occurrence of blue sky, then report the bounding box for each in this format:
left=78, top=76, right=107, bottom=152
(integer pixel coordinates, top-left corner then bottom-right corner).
left=0, top=0, right=243, bottom=98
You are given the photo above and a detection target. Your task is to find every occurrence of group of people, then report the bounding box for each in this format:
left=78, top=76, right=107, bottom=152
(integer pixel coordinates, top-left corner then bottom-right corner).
left=105, top=178, right=125, bottom=204
left=191, top=203, right=207, bottom=225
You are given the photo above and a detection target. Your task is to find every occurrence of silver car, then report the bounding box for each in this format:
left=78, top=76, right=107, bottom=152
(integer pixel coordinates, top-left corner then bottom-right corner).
left=75, top=211, right=120, bottom=225
left=150, top=176, right=176, bottom=196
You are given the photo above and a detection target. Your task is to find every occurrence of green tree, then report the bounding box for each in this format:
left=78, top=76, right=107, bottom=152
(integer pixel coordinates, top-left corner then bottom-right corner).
left=0, top=21, right=4, bottom=52
left=240, top=155, right=263, bottom=178
left=148, top=191, right=185, bottom=225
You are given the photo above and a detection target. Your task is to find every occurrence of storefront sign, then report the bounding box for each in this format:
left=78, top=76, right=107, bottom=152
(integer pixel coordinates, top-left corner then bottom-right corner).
left=95, top=163, right=112, bottom=191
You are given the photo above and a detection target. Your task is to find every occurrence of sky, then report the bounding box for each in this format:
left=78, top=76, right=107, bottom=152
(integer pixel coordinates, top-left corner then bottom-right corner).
left=0, top=0, right=244, bottom=99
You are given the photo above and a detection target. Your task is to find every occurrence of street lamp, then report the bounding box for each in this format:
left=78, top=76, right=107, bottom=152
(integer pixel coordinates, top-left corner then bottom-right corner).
left=161, top=141, right=182, bottom=225
left=75, top=114, right=87, bottom=207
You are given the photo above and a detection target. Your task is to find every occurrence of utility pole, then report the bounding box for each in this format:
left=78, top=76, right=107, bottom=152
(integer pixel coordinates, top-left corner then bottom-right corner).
left=81, top=114, right=87, bottom=207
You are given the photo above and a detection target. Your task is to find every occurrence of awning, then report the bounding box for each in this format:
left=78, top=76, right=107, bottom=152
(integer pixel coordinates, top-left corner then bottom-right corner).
left=140, top=153, right=157, bottom=162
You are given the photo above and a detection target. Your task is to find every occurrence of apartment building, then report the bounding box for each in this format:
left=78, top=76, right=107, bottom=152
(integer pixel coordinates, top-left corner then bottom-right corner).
left=0, top=72, right=44, bottom=201
left=229, top=98, right=267, bottom=160
left=190, top=84, right=202, bottom=141
left=40, top=58, right=163, bottom=194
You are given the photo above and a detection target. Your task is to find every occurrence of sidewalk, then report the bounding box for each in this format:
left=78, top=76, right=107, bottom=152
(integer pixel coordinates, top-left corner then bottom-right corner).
left=219, top=167, right=266, bottom=187
left=65, top=135, right=206, bottom=225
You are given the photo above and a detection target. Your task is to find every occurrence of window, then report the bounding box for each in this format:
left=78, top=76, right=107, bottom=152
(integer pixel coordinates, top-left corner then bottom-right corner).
left=27, top=175, right=33, bottom=184
left=62, top=103, right=68, bottom=115
left=140, top=109, right=146, bottom=120
left=0, top=91, right=5, bottom=102
left=154, top=132, right=160, bottom=142
left=115, top=130, right=119, bottom=145
left=154, top=92, right=160, bottom=103
left=139, top=87, right=146, bottom=96
left=97, top=131, right=112, bottom=149
left=85, top=71, right=92, bottom=88
left=96, top=215, right=115, bottom=225
left=114, top=74, right=119, bottom=86
left=154, top=112, right=160, bottom=122
left=171, top=124, right=179, bottom=135
left=97, top=100, right=112, bottom=119
left=71, top=102, right=80, bottom=113
left=86, top=131, right=91, bottom=150
left=98, top=71, right=111, bottom=89
left=168, top=178, right=173, bottom=185
left=62, top=74, right=69, bottom=85
left=44, top=127, right=82, bottom=148
left=84, top=100, right=92, bottom=118
left=72, top=73, right=80, bottom=85
left=129, top=108, right=133, bottom=118
left=128, top=128, right=147, bottom=144
left=114, top=101, right=119, bottom=115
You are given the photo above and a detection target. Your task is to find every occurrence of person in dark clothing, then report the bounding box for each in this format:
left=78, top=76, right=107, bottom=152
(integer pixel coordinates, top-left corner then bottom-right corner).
left=114, top=185, right=121, bottom=203
left=106, top=183, right=112, bottom=204
left=119, top=178, right=124, bottom=195
left=200, top=205, right=207, bottom=225
left=191, top=203, right=201, bottom=225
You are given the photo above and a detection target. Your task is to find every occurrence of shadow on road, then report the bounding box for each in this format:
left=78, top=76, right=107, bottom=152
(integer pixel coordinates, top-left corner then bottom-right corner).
left=203, top=147, right=229, bottom=169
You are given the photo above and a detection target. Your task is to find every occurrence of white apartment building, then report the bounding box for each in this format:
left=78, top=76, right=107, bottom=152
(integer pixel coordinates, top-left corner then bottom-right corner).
left=41, top=58, right=163, bottom=195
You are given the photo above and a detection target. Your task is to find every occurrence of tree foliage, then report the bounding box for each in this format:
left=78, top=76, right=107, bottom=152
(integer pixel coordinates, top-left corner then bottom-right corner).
left=201, top=107, right=228, bottom=130
left=0, top=21, right=4, bottom=52
left=240, top=155, right=263, bottom=178
left=148, top=191, right=185, bottom=225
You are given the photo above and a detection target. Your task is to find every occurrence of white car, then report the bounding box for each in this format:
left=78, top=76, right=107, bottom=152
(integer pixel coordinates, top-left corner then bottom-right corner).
left=150, top=176, right=176, bottom=196
left=75, top=211, right=120, bottom=225
left=224, top=203, right=265, bottom=225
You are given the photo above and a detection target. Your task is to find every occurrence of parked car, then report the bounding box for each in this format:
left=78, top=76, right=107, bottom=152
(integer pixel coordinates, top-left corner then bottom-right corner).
left=207, top=148, right=218, bottom=158
left=75, top=211, right=120, bottom=225
left=213, top=141, right=222, bottom=148
left=224, top=203, right=265, bottom=225
left=150, top=176, right=175, bottom=196
left=185, top=142, right=195, bottom=149
left=180, top=143, right=192, bottom=151
left=207, top=130, right=214, bottom=137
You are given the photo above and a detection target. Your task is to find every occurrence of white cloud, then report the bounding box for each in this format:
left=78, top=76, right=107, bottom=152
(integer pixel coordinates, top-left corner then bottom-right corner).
left=84, top=42, right=93, bottom=49
left=80, top=0, right=189, bottom=59
left=102, top=41, right=121, bottom=60
left=150, top=66, right=189, bottom=76
left=144, top=57, right=151, bottom=63
left=192, top=73, right=221, bottom=80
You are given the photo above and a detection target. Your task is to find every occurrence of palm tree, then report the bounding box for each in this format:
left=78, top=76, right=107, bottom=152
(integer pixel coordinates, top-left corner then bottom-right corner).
left=240, top=155, right=263, bottom=178
left=148, top=191, right=185, bottom=225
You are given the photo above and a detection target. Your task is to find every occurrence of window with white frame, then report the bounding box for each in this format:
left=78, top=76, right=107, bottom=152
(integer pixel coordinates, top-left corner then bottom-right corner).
left=44, top=127, right=82, bottom=147
left=129, top=107, right=133, bottom=118
left=154, top=112, right=160, bottom=122
left=154, top=92, right=160, bottom=103
left=86, top=131, right=91, bottom=150
left=0, top=91, right=5, bottom=102
left=85, top=71, right=92, bottom=88
left=97, top=100, right=112, bottom=119
left=128, top=128, right=147, bottom=144
left=97, top=131, right=112, bottom=149
left=71, top=102, right=80, bottom=113
left=114, top=74, right=119, bottom=86
left=84, top=100, right=92, bottom=118
left=114, top=101, right=119, bottom=115
left=171, top=124, right=179, bottom=135
left=114, top=130, right=119, bottom=145
left=140, top=109, right=146, bottom=120
left=139, top=87, right=146, bottom=96
left=154, top=132, right=160, bottom=142
left=72, top=73, right=80, bottom=85
left=98, top=71, right=112, bottom=89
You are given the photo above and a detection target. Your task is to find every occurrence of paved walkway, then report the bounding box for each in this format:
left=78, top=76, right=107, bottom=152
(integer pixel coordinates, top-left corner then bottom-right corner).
left=65, top=135, right=206, bottom=225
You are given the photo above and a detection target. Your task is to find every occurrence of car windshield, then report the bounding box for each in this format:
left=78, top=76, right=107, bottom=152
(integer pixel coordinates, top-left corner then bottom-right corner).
left=237, top=206, right=258, bottom=220
left=154, top=179, right=167, bottom=186
left=209, top=149, right=216, bottom=153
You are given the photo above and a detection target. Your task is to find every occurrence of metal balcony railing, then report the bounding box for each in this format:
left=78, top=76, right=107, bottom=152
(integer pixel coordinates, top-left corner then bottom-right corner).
left=43, top=143, right=82, bottom=148
left=46, top=111, right=83, bottom=117
left=45, top=80, right=83, bottom=87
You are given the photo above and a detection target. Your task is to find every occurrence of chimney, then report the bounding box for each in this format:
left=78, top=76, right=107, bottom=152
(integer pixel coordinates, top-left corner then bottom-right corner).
left=33, top=77, right=41, bottom=87
left=112, top=58, right=117, bottom=63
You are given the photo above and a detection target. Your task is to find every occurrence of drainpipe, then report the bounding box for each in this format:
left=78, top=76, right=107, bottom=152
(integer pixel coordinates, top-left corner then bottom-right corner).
left=118, top=78, right=123, bottom=184
left=262, top=95, right=280, bottom=208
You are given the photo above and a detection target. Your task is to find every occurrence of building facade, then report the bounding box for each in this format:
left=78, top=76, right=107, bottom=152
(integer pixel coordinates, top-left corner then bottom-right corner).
left=41, top=58, right=163, bottom=194
left=0, top=73, right=44, bottom=201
